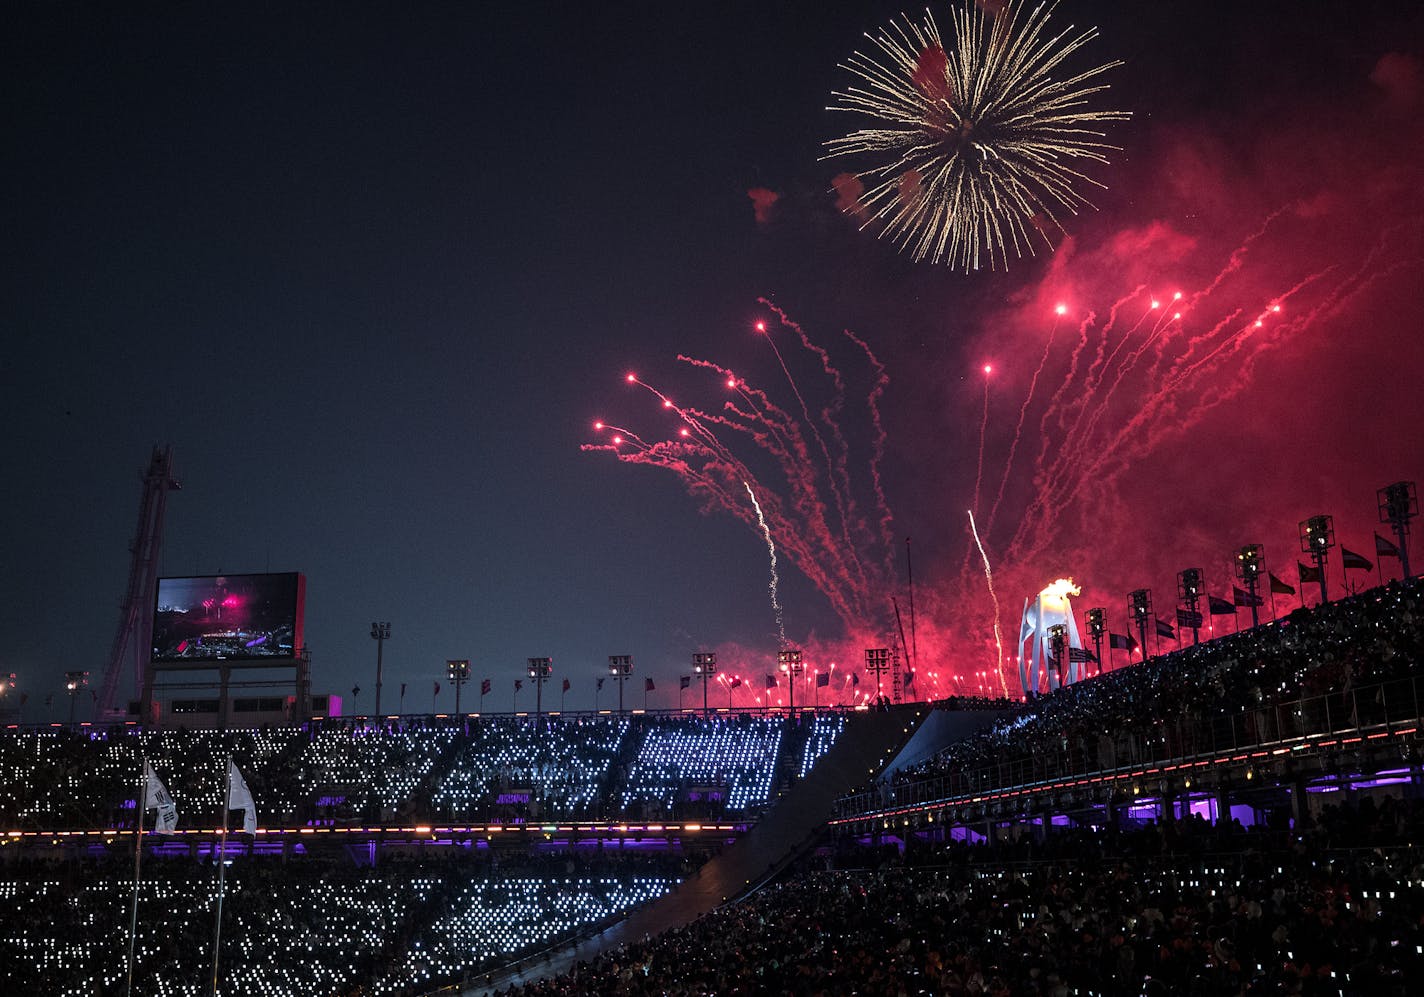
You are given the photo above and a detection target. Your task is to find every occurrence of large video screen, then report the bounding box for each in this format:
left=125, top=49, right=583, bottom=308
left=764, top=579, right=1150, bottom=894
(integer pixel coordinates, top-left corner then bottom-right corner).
left=151, top=573, right=305, bottom=662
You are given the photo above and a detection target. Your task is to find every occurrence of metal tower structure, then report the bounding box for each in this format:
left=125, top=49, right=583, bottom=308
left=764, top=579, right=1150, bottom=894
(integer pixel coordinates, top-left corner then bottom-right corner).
left=95, top=446, right=180, bottom=722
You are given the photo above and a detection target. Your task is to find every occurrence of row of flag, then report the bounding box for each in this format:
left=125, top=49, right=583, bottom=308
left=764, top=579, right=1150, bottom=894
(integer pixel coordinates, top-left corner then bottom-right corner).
left=1093, top=539, right=1398, bottom=656
left=140, top=760, right=257, bottom=834
left=412, top=669, right=908, bottom=699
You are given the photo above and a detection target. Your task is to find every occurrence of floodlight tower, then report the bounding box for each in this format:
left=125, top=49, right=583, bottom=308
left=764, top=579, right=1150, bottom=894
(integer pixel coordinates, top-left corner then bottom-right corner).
left=1299, top=515, right=1335, bottom=604
left=1235, top=544, right=1264, bottom=627
left=370, top=622, right=391, bottom=717
left=864, top=647, right=890, bottom=702
left=446, top=659, right=470, bottom=716
left=608, top=655, right=633, bottom=713
left=1084, top=608, right=1106, bottom=672
left=65, top=671, right=89, bottom=727
left=1047, top=624, right=1068, bottom=685
left=692, top=652, right=717, bottom=717
left=777, top=648, right=804, bottom=714
left=1379, top=481, right=1417, bottom=579
left=1128, top=589, right=1152, bottom=662
left=528, top=657, right=552, bottom=720
left=1177, top=568, right=1204, bottom=645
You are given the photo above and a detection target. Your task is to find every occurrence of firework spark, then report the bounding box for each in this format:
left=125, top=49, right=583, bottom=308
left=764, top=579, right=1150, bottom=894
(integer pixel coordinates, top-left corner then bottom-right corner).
left=745, top=480, right=786, bottom=647
left=582, top=311, right=897, bottom=646
left=967, top=509, right=1008, bottom=697
left=824, top=0, right=1128, bottom=271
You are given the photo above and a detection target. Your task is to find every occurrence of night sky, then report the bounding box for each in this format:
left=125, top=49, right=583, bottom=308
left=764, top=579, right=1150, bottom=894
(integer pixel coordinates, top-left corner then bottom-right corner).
left=5, top=1, right=1423, bottom=719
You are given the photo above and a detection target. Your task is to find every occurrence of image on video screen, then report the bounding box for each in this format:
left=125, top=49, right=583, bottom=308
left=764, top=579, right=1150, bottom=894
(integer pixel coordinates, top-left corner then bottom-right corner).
left=151, top=574, right=302, bottom=661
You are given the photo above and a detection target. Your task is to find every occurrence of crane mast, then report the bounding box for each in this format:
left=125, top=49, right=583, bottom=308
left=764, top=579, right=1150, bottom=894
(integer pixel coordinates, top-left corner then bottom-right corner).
left=95, top=446, right=180, bottom=722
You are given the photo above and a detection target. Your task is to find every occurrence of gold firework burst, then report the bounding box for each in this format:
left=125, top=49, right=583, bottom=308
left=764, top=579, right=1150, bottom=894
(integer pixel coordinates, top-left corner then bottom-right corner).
left=825, top=1, right=1129, bottom=272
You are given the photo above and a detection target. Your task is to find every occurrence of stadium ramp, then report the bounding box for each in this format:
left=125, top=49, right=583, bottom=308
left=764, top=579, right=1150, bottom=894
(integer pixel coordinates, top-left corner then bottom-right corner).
left=469, top=703, right=931, bottom=994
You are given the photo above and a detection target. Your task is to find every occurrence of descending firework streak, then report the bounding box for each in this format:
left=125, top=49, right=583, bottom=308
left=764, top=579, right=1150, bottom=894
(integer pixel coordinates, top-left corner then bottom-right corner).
left=825, top=0, right=1128, bottom=271
left=583, top=303, right=897, bottom=650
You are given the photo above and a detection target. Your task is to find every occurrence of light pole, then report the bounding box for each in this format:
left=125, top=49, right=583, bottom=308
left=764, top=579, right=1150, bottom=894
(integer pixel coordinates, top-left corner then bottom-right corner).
left=528, top=658, right=552, bottom=720
left=1047, top=624, right=1067, bottom=686
left=1299, top=515, right=1334, bottom=605
left=778, top=648, right=804, bottom=714
left=1235, top=544, right=1264, bottom=627
left=1128, top=589, right=1152, bottom=661
left=446, top=659, right=470, bottom=716
left=65, top=671, right=89, bottom=727
left=608, top=655, right=633, bottom=713
left=692, top=652, right=717, bottom=717
left=370, top=622, right=391, bottom=716
left=1084, top=607, right=1106, bottom=672
left=864, top=648, right=890, bottom=703
left=1378, top=481, right=1417, bottom=578
left=1177, top=568, right=1203, bottom=645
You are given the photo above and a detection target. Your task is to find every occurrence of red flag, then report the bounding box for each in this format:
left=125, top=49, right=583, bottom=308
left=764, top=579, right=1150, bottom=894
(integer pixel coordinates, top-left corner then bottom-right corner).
left=480, top=678, right=491, bottom=696
left=765, top=674, right=777, bottom=689
left=1268, top=573, right=1296, bottom=595
left=562, top=677, right=570, bottom=693
left=1376, top=532, right=1401, bottom=558
left=433, top=682, right=441, bottom=698
left=1207, top=595, right=1236, bottom=615
left=729, top=677, right=742, bottom=689
left=1297, top=562, right=1322, bottom=585
left=815, top=671, right=830, bottom=688
left=514, top=679, right=523, bottom=691
left=644, top=677, right=655, bottom=692
left=1341, top=547, right=1373, bottom=571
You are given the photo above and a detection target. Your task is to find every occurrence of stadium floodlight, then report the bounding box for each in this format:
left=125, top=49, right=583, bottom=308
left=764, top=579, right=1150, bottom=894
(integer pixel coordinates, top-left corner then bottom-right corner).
left=864, top=648, right=891, bottom=702
left=1047, top=624, right=1067, bottom=684
left=691, top=653, right=717, bottom=717
left=370, top=622, right=391, bottom=716
left=1378, top=481, right=1416, bottom=579
left=608, top=655, right=634, bottom=713
left=1084, top=608, right=1106, bottom=671
left=446, top=660, right=470, bottom=715
left=1299, top=515, right=1334, bottom=604
left=1128, top=589, right=1152, bottom=662
left=64, top=670, right=89, bottom=727
left=527, top=658, right=553, bottom=720
left=1177, top=569, right=1203, bottom=645
left=1235, top=545, right=1264, bottom=628
left=778, top=648, right=804, bottom=713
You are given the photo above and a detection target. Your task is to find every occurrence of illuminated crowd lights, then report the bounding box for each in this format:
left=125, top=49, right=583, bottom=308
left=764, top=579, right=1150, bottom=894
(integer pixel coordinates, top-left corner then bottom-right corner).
left=0, top=859, right=679, bottom=996
left=619, top=716, right=785, bottom=813
left=431, top=716, right=630, bottom=818
left=824, top=0, right=1128, bottom=271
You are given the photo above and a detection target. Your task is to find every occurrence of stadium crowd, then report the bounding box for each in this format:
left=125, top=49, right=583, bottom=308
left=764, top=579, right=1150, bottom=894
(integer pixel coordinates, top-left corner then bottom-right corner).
left=883, top=577, right=1424, bottom=802
left=497, top=797, right=1424, bottom=996
left=0, top=711, right=844, bottom=829
left=0, top=845, right=689, bottom=997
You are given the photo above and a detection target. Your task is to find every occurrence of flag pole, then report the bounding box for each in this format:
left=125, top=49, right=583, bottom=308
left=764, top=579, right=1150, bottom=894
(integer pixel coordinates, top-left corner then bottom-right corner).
left=125, top=757, right=149, bottom=997
left=209, top=756, right=233, bottom=997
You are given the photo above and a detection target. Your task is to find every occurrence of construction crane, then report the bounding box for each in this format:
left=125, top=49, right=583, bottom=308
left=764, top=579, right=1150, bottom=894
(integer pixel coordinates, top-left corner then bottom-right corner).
left=94, top=446, right=180, bottom=722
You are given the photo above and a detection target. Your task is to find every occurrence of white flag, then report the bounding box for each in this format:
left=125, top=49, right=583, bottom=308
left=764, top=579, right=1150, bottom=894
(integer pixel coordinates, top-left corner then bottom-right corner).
left=143, top=761, right=178, bottom=834
left=227, top=761, right=257, bottom=834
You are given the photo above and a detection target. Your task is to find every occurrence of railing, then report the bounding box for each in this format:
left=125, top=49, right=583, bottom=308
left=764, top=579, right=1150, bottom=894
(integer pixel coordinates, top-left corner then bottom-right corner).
left=836, top=673, right=1423, bottom=819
